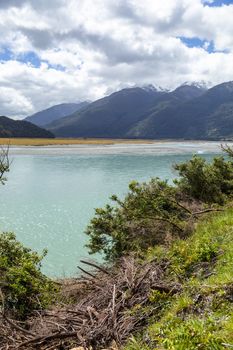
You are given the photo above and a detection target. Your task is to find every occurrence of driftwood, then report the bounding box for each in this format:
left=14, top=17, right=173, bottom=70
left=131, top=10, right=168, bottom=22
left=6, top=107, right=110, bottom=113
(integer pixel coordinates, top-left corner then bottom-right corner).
left=80, top=259, right=110, bottom=275
left=0, top=257, right=181, bottom=350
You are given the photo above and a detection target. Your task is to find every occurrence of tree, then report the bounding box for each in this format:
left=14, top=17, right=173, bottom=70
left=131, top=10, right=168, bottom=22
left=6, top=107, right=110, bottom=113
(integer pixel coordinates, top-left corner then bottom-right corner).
left=0, top=232, right=57, bottom=318
left=86, top=179, right=192, bottom=261
left=0, top=145, right=9, bottom=185
left=174, top=152, right=233, bottom=204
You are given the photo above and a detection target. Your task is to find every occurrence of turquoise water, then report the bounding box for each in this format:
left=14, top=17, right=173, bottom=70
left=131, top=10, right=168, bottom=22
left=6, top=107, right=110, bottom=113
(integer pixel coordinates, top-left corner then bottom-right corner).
left=0, top=142, right=223, bottom=276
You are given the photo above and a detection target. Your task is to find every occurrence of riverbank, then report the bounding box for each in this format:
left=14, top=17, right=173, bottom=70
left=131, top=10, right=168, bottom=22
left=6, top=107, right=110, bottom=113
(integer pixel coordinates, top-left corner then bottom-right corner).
left=0, top=140, right=229, bottom=156
left=1, top=138, right=232, bottom=147
left=0, top=137, right=155, bottom=146
left=2, top=207, right=233, bottom=349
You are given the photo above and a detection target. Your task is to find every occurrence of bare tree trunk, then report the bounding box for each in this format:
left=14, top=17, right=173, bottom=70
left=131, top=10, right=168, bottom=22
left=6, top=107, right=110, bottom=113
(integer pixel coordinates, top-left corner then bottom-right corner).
left=0, top=144, right=10, bottom=185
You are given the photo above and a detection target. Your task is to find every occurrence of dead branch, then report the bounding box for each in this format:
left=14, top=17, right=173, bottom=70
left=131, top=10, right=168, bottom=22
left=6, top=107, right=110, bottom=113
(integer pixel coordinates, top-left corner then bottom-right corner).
left=17, top=331, right=77, bottom=348
left=77, top=266, right=96, bottom=278
left=1, top=312, right=35, bottom=337
left=80, top=259, right=110, bottom=275
left=1, top=257, right=181, bottom=350
left=192, top=208, right=223, bottom=216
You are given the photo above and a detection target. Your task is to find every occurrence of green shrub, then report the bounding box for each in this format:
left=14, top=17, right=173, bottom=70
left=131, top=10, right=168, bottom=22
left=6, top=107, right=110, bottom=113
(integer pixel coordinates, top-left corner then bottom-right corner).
left=174, top=155, right=233, bottom=204
left=86, top=179, right=191, bottom=261
left=0, top=232, right=57, bottom=318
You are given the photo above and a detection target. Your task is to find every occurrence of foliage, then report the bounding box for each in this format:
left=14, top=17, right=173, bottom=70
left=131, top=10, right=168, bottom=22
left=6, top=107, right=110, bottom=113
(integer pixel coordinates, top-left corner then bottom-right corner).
left=86, top=179, right=191, bottom=261
left=174, top=154, right=233, bottom=204
left=124, top=209, right=233, bottom=350
left=0, top=232, right=57, bottom=318
left=149, top=316, right=228, bottom=350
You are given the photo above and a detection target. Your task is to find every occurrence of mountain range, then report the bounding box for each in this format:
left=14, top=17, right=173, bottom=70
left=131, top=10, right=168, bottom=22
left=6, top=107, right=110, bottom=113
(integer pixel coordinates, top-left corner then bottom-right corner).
left=42, top=81, right=233, bottom=140
left=0, top=116, right=54, bottom=138
left=130, top=82, right=233, bottom=140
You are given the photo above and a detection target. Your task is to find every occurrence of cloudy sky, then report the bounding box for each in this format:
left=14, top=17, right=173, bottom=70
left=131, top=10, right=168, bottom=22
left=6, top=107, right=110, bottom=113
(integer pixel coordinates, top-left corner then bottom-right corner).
left=0, top=0, right=233, bottom=119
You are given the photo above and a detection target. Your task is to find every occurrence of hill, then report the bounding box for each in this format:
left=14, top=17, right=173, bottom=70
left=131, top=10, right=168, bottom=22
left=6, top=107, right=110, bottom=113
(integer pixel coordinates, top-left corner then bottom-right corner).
left=0, top=116, right=54, bottom=138
left=130, top=81, right=233, bottom=140
left=46, top=86, right=166, bottom=137
left=46, top=84, right=205, bottom=138
left=25, top=102, right=89, bottom=127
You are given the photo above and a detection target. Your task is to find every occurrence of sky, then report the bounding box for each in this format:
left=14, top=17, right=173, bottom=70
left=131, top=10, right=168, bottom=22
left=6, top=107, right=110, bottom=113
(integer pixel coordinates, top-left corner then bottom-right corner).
left=0, top=0, right=233, bottom=119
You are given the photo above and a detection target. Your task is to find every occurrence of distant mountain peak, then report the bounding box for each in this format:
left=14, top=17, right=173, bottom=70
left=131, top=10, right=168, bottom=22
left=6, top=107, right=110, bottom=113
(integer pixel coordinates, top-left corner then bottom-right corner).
left=141, top=84, right=169, bottom=93
left=181, top=80, right=210, bottom=90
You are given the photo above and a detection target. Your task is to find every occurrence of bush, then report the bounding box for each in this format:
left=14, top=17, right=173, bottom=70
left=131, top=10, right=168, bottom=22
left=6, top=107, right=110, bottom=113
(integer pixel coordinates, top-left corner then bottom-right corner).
left=86, top=179, right=191, bottom=261
left=174, top=154, right=233, bottom=204
left=0, top=232, right=57, bottom=318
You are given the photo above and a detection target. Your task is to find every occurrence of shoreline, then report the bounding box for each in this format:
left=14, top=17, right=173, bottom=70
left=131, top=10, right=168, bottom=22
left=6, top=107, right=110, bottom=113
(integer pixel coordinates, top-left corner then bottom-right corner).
left=0, top=137, right=231, bottom=147
left=0, top=137, right=155, bottom=146
left=0, top=139, right=230, bottom=157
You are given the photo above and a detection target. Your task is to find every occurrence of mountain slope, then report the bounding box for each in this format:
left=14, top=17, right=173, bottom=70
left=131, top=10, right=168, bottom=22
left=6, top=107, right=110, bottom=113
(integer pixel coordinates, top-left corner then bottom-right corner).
left=127, top=84, right=206, bottom=137
left=25, top=102, right=89, bottom=127
left=0, top=116, right=54, bottom=138
left=134, top=81, right=233, bottom=140
left=47, top=86, right=168, bottom=137
left=47, top=85, right=204, bottom=138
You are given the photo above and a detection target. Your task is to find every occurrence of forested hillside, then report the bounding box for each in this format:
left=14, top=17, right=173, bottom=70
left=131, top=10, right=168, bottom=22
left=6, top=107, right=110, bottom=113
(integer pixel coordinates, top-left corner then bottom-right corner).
left=0, top=116, right=54, bottom=138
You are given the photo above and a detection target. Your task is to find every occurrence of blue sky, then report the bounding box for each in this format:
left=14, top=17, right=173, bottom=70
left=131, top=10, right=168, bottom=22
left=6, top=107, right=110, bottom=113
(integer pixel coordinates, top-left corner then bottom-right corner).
left=0, top=48, right=66, bottom=71
left=0, top=0, right=232, bottom=118
left=204, top=0, right=233, bottom=6
left=178, top=37, right=215, bottom=52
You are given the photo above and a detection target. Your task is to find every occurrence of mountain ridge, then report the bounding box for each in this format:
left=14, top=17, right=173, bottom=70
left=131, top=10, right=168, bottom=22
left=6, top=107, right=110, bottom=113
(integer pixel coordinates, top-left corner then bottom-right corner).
left=135, top=81, right=233, bottom=140
left=0, top=116, right=54, bottom=138
left=23, top=81, right=233, bottom=141
left=46, top=83, right=208, bottom=138
left=25, top=102, right=90, bottom=127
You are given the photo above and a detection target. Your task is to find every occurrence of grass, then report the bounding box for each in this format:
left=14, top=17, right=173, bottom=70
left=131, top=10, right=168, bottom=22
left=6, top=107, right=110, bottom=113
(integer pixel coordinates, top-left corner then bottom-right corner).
left=0, top=138, right=154, bottom=146
left=124, top=208, right=233, bottom=349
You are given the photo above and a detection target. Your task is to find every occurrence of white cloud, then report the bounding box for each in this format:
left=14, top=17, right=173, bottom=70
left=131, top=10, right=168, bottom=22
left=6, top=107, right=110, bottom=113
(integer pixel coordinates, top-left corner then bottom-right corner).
left=0, top=0, right=233, bottom=118
left=0, top=86, right=34, bottom=118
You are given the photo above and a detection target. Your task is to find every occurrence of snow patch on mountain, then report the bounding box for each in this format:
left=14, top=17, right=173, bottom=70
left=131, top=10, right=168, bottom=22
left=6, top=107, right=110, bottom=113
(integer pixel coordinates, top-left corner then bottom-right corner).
left=181, top=81, right=211, bottom=90
left=141, top=84, right=170, bottom=93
